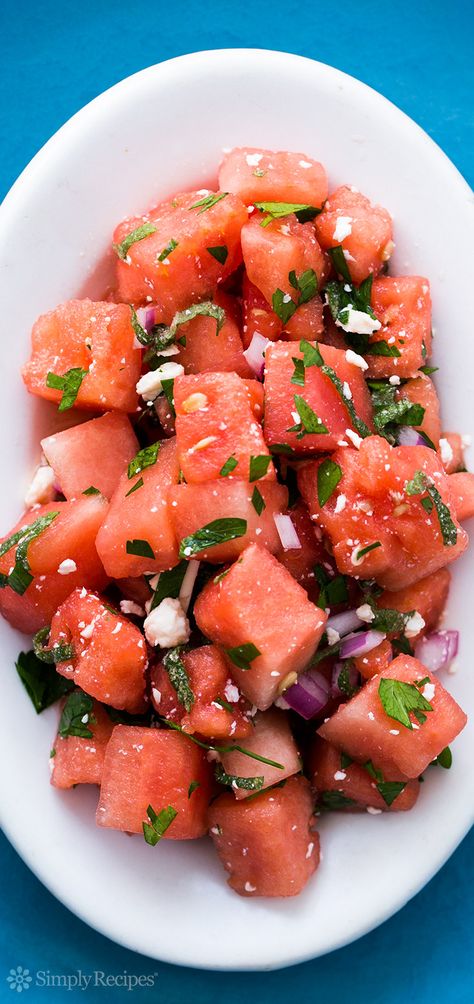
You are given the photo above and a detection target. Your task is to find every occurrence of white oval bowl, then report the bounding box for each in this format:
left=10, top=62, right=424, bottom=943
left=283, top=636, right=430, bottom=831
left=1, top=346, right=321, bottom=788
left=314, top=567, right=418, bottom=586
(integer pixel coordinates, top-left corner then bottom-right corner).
left=0, top=49, right=473, bottom=971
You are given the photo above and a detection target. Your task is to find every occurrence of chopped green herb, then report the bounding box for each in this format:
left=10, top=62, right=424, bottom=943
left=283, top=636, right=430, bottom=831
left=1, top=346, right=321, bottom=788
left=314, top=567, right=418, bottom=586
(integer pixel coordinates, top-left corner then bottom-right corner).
left=356, top=541, right=382, bottom=560
left=33, top=626, right=74, bottom=665
left=253, top=167, right=266, bottom=177
left=129, top=305, right=148, bottom=346
left=320, top=790, right=357, bottom=810
left=340, top=752, right=353, bottom=770
left=213, top=566, right=232, bottom=585
left=50, top=748, right=56, bottom=758
left=373, top=397, right=425, bottom=435
left=125, top=477, right=144, bottom=497
left=290, top=357, right=306, bottom=386
left=58, top=690, right=96, bottom=739
left=149, top=560, right=188, bottom=611
left=363, top=759, right=384, bottom=783
left=167, top=300, right=225, bottom=338
left=46, top=368, right=87, bottom=411
left=126, top=539, right=155, bottom=559
left=419, top=365, right=439, bottom=376
left=314, top=564, right=348, bottom=609
left=83, top=485, right=101, bottom=496
left=421, top=496, right=434, bottom=513
left=255, top=201, right=320, bottom=226
left=179, top=518, right=247, bottom=558
left=0, top=511, right=59, bottom=595
left=113, top=222, right=157, bottom=260
left=220, top=456, right=238, bottom=477
left=207, top=245, right=228, bottom=264
left=164, top=720, right=284, bottom=769
left=163, top=647, right=195, bottom=712
left=406, top=470, right=457, bottom=546
left=289, top=394, right=329, bottom=438
left=327, top=245, right=352, bottom=283
left=337, top=664, right=359, bottom=698
left=378, top=677, right=433, bottom=730
left=269, top=443, right=294, bottom=455
left=188, top=780, right=201, bottom=798
left=433, top=746, right=452, bottom=769
left=226, top=642, right=261, bottom=670
left=249, top=455, right=271, bottom=482
left=376, top=780, right=407, bottom=806
left=321, top=362, right=371, bottom=439
left=367, top=603, right=415, bottom=634
left=288, top=268, right=318, bottom=304
left=215, top=763, right=264, bottom=791
left=251, top=486, right=265, bottom=515
left=189, top=192, right=228, bottom=213
left=317, top=459, right=343, bottom=507
left=215, top=696, right=234, bottom=713
left=272, top=288, right=297, bottom=325
left=157, top=238, right=178, bottom=262
left=143, top=804, right=178, bottom=845
left=128, top=442, right=160, bottom=479
left=366, top=342, right=401, bottom=358
left=15, top=650, right=73, bottom=713
left=160, top=377, right=175, bottom=417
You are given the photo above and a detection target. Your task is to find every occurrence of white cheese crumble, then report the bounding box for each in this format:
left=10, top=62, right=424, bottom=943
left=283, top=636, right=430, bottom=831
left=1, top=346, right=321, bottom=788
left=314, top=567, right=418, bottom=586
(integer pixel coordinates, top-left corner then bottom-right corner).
left=345, top=348, right=368, bottom=371
left=345, top=429, right=363, bottom=449
left=404, top=611, right=425, bottom=638
left=246, top=152, right=263, bottom=166
left=367, top=806, right=382, bottom=815
left=224, top=682, right=240, bottom=704
left=244, top=882, right=257, bottom=893
left=334, top=494, right=347, bottom=514
left=422, top=682, right=436, bottom=701
left=326, top=627, right=341, bottom=646
left=337, top=306, right=381, bottom=335
left=439, top=437, right=454, bottom=466
left=332, top=215, right=353, bottom=242
left=136, top=362, right=184, bottom=402
left=57, top=559, right=77, bottom=575
left=389, top=375, right=401, bottom=386
left=143, top=597, right=190, bottom=648
left=334, top=771, right=347, bottom=781
left=356, top=603, right=375, bottom=623
left=25, top=464, right=56, bottom=508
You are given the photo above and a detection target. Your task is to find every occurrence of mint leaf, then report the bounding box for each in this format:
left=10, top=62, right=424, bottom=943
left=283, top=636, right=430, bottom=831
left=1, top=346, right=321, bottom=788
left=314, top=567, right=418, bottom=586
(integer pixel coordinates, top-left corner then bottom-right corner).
left=220, top=456, right=238, bottom=477
left=15, top=650, right=73, bottom=713
left=149, top=561, right=188, bottom=611
left=113, top=222, right=157, bottom=260
left=288, top=268, right=318, bottom=304
left=249, top=455, right=271, bottom=482
left=272, top=289, right=297, bottom=325
left=317, top=459, right=342, bottom=507
left=255, top=201, right=320, bottom=226
left=126, top=539, right=155, bottom=559
left=164, top=720, right=284, bottom=769
left=251, top=486, right=265, bottom=515
left=376, top=780, right=407, bottom=806
left=289, top=394, right=329, bottom=437
left=0, top=511, right=59, bottom=595
left=356, top=541, right=381, bottom=560
left=33, top=626, right=74, bottom=665
left=58, top=690, right=96, bottom=739
left=406, top=470, right=457, bottom=546
left=434, top=746, right=452, bottom=769
left=83, top=486, right=100, bottom=496
left=328, top=246, right=352, bottom=283
left=189, top=192, right=228, bottom=213
left=320, top=790, right=357, bottom=810
left=215, top=763, right=264, bottom=791
left=226, top=642, right=261, bottom=670
left=378, top=677, right=433, bottom=730
left=179, top=518, right=247, bottom=558
left=46, top=368, right=87, bottom=411
left=163, top=647, right=194, bottom=712
left=188, top=780, right=201, bottom=797
left=143, top=804, right=178, bottom=845
left=128, top=442, right=160, bottom=479
left=157, top=238, right=178, bottom=262
left=125, top=477, right=144, bottom=497
left=207, top=245, right=228, bottom=264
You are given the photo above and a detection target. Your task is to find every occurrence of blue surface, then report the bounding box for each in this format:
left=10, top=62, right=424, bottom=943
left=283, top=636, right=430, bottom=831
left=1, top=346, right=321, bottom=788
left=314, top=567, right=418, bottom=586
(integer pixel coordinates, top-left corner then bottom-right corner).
left=1, top=0, right=473, bottom=999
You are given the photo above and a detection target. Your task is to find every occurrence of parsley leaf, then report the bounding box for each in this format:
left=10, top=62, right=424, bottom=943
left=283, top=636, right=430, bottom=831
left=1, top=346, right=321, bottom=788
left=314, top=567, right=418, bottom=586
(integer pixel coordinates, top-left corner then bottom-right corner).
left=113, top=222, right=157, bottom=260
left=317, top=459, right=342, bottom=507
left=220, top=456, right=238, bottom=477
left=164, top=720, right=284, bottom=769
left=15, top=650, right=73, bottom=713
left=376, top=780, right=407, bottom=806
left=289, top=394, right=329, bottom=437
left=249, top=455, right=271, bottom=482
left=356, top=541, right=381, bottom=560
left=226, top=642, right=261, bottom=670
left=126, top=539, right=155, bottom=559
left=128, top=442, right=160, bottom=479
left=320, top=790, right=357, bottom=810
left=179, top=518, right=247, bottom=558
left=46, top=368, right=87, bottom=411
left=163, top=647, right=194, bottom=712
left=157, top=238, right=178, bottom=262
left=189, top=192, right=228, bottom=213
left=378, top=677, right=433, bottom=730
left=251, top=486, right=265, bottom=515
left=58, top=690, right=96, bottom=739
left=272, top=289, right=297, bottom=325
left=188, top=780, right=201, bottom=798
left=143, top=804, right=178, bottom=845
left=149, top=560, right=188, bottom=611
left=406, top=470, right=457, bottom=546
left=33, top=626, right=74, bottom=665
left=207, top=245, right=228, bottom=264
left=255, top=201, right=321, bottom=226
left=215, top=763, right=264, bottom=791
left=0, top=511, right=59, bottom=595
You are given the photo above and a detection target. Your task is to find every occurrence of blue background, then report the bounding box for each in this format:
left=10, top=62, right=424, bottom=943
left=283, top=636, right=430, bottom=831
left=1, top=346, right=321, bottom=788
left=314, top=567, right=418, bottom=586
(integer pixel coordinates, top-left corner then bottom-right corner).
left=1, top=0, right=473, bottom=1000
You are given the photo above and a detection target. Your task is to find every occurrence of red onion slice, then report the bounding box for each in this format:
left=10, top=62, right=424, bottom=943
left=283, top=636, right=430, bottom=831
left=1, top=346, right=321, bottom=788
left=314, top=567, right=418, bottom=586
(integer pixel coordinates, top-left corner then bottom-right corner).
left=136, top=306, right=158, bottom=333
left=273, top=513, right=302, bottom=550
left=414, top=630, right=459, bottom=672
left=331, top=661, right=360, bottom=698
left=278, top=668, right=330, bottom=720
left=326, top=609, right=363, bottom=637
left=397, top=426, right=430, bottom=447
left=339, top=629, right=386, bottom=659
left=243, top=331, right=272, bottom=379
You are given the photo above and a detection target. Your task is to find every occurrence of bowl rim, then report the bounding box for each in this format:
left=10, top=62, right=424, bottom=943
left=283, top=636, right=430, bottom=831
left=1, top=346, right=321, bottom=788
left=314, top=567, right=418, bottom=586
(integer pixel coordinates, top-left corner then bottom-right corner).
left=0, top=48, right=473, bottom=971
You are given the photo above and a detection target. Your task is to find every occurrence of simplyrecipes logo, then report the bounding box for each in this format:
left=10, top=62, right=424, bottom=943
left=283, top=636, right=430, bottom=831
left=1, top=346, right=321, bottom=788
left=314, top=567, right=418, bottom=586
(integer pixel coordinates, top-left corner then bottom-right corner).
left=6, top=966, right=159, bottom=993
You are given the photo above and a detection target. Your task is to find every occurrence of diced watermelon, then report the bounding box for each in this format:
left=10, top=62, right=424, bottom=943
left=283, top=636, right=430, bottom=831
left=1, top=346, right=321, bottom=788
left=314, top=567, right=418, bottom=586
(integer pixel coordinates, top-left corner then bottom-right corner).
left=263, top=341, right=374, bottom=454
left=298, top=436, right=468, bottom=589
left=176, top=291, right=252, bottom=378
left=50, top=700, right=114, bottom=789
left=194, top=543, right=327, bottom=710
left=318, top=654, right=467, bottom=778
left=208, top=775, right=319, bottom=897
left=376, top=568, right=451, bottom=638
left=50, top=589, right=147, bottom=712
left=274, top=499, right=326, bottom=594
left=41, top=412, right=138, bottom=500
left=219, top=708, right=301, bottom=799
left=439, top=432, right=466, bottom=474
left=95, top=437, right=179, bottom=578
left=243, top=379, right=265, bottom=421
left=354, top=639, right=393, bottom=680
left=450, top=471, right=474, bottom=521
left=113, top=190, right=247, bottom=315
left=218, top=147, right=328, bottom=208
left=309, top=737, right=419, bottom=811
left=366, top=277, right=432, bottom=378
left=150, top=644, right=252, bottom=739
left=169, top=480, right=288, bottom=563
left=314, top=185, right=393, bottom=284
left=0, top=497, right=108, bottom=633
left=22, top=300, right=141, bottom=413
left=242, top=275, right=325, bottom=347
left=97, top=726, right=214, bottom=838
left=396, top=375, right=440, bottom=448
left=241, top=212, right=329, bottom=308
left=174, top=372, right=273, bottom=483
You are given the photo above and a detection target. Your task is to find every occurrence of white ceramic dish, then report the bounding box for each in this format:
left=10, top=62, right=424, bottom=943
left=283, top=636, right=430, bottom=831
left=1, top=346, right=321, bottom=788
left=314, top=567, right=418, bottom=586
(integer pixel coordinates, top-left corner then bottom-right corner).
left=0, top=49, right=473, bottom=972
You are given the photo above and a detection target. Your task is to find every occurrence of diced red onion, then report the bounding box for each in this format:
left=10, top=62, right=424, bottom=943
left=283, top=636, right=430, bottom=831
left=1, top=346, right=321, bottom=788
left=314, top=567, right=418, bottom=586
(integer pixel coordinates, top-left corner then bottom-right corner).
left=273, top=513, right=302, bottom=550
left=243, top=331, right=272, bottom=380
left=339, top=629, right=386, bottom=659
left=326, top=609, right=363, bottom=637
left=330, top=661, right=360, bottom=699
left=397, top=427, right=428, bottom=447
left=136, top=306, right=157, bottom=333
left=414, top=630, right=459, bottom=672
left=278, top=668, right=330, bottom=720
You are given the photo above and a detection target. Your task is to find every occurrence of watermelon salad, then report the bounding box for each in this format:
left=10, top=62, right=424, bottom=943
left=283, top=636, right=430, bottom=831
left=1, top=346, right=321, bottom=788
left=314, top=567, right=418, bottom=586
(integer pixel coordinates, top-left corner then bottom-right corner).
left=5, top=146, right=473, bottom=899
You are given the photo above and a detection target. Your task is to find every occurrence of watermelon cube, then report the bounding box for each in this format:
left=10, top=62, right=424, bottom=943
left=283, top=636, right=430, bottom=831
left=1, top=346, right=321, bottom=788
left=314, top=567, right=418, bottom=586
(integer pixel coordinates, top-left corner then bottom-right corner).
left=218, top=147, right=328, bottom=208
left=242, top=274, right=325, bottom=346
left=23, top=300, right=141, bottom=413
left=274, top=499, right=326, bottom=594
left=396, top=375, right=441, bottom=449
left=208, top=775, right=319, bottom=897
left=194, top=543, right=327, bottom=710
left=50, top=589, right=147, bottom=713
left=298, top=436, right=468, bottom=589
left=309, top=737, right=420, bottom=811
left=50, top=700, right=114, bottom=789
left=450, top=471, right=474, bottom=522
left=263, top=341, right=373, bottom=454
left=318, top=654, right=467, bottom=778
left=97, top=726, right=214, bottom=838
left=314, top=185, right=393, bottom=284
left=41, top=412, right=139, bottom=500
left=113, top=190, right=247, bottom=316
left=354, top=639, right=393, bottom=680
left=218, top=708, right=301, bottom=799
left=150, top=644, right=252, bottom=739
left=176, top=291, right=251, bottom=378
left=241, top=212, right=329, bottom=309
left=439, top=433, right=466, bottom=475
left=0, top=496, right=108, bottom=633
left=367, top=277, right=432, bottom=378
left=376, top=568, right=451, bottom=638
left=95, top=437, right=179, bottom=578
left=169, top=480, right=288, bottom=563
left=174, top=372, right=273, bottom=483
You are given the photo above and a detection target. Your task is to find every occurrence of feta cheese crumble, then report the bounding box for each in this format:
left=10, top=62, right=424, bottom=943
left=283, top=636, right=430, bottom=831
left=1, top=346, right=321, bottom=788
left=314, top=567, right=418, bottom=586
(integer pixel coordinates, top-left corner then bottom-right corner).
left=332, top=215, right=353, bottom=242
left=136, top=362, right=184, bottom=402
left=337, top=306, right=381, bottom=336
left=25, top=464, right=56, bottom=508
left=143, top=597, right=190, bottom=648
left=57, top=559, right=77, bottom=575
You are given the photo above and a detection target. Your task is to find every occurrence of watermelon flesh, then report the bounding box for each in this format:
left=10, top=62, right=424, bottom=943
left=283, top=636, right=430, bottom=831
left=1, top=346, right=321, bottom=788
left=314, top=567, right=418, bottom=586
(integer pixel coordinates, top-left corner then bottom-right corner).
left=449, top=471, right=474, bottom=521
left=241, top=212, right=329, bottom=308
left=219, top=708, right=301, bottom=799
left=314, top=184, right=393, bottom=285
left=218, top=147, right=328, bottom=208
left=97, top=726, right=214, bottom=838
left=41, top=411, right=138, bottom=500
left=176, top=291, right=252, bottom=378
left=50, top=700, right=114, bottom=789
left=208, top=775, right=319, bottom=897
left=309, top=737, right=420, bottom=811
left=367, top=277, right=432, bottom=378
